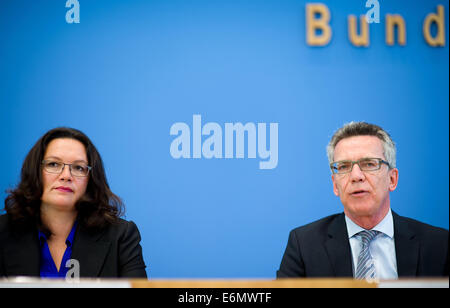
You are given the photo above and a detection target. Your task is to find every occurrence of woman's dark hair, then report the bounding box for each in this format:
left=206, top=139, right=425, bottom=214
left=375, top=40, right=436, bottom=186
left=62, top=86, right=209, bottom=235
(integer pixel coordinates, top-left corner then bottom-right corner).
left=4, top=127, right=124, bottom=235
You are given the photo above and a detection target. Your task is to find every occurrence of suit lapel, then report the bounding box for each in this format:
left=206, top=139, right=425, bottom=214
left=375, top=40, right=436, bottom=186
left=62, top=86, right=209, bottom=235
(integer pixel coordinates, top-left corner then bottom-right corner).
left=393, top=212, right=419, bottom=277
left=324, top=214, right=353, bottom=277
left=3, top=228, right=41, bottom=277
left=71, top=226, right=111, bottom=277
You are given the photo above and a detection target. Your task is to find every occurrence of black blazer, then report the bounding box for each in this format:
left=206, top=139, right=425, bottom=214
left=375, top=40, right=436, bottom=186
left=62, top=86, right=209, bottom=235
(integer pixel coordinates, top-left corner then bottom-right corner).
left=0, top=214, right=147, bottom=278
left=277, top=212, right=449, bottom=278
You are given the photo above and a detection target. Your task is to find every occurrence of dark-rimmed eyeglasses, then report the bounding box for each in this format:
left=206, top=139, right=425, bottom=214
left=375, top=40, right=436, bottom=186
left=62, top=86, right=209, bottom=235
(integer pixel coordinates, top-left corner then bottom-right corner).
left=41, top=160, right=91, bottom=177
left=330, top=158, right=390, bottom=175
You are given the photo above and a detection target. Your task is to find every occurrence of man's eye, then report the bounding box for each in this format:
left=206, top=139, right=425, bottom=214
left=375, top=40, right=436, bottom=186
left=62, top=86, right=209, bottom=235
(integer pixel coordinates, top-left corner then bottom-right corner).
left=337, top=163, right=350, bottom=170
left=360, top=160, right=377, bottom=168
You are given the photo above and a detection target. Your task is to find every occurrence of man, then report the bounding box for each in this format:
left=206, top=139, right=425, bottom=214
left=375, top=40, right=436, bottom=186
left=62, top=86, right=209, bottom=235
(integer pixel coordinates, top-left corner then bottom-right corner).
left=277, top=122, right=448, bottom=279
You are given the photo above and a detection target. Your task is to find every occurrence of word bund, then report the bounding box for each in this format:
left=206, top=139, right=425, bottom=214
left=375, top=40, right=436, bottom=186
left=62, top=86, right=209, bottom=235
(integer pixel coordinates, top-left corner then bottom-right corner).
left=307, top=3, right=446, bottom=47
left=170, top=115, right=278, bottom=170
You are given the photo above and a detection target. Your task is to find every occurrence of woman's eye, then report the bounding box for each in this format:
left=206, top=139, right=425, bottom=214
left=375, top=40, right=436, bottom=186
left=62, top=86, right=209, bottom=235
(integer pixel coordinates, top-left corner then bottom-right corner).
left=74, top=165, right=85, bottom=171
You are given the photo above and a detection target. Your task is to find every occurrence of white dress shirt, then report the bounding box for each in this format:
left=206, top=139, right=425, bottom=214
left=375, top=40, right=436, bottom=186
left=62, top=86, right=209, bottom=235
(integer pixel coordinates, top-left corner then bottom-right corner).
left=345, top=208, right=399, bottom=280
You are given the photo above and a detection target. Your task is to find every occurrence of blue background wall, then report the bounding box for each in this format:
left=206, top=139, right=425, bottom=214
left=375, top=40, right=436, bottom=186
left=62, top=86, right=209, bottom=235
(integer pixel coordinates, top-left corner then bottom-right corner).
left=0, top=0, right=448, bottom=278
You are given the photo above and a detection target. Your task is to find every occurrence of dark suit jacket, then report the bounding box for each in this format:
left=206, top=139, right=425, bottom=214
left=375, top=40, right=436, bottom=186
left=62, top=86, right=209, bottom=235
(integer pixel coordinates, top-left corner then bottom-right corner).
left=277, top=212, right=449, bottom=278
left=0, top=214, right=147, bottom=278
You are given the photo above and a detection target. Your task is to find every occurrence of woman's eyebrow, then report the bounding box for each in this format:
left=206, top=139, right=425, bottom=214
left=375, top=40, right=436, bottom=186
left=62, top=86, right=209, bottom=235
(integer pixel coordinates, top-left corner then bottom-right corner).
left=43, top=156, right=88, bottom=164
left=43, top=156, right=62, bottom=160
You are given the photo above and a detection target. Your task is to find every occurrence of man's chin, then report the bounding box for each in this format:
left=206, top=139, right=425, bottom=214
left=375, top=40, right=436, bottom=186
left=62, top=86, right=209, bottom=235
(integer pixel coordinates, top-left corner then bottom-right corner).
left=346, top=202, right=378, bottom=217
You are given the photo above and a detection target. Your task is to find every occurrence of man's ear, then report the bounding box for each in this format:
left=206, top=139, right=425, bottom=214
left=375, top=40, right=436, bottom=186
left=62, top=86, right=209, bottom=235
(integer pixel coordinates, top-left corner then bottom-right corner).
left=332, top=174, right=340, bottom=196
left=389, top=168, right=399, bottom=192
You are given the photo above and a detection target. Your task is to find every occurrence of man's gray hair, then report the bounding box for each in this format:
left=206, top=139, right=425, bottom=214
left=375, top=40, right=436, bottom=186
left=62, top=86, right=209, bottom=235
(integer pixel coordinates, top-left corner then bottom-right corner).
left=326, top=122, right=396, bottom=168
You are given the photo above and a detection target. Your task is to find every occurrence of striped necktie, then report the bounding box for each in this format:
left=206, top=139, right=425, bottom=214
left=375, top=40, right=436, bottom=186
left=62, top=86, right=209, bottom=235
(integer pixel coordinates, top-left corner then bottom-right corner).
left=355, top=230, right=379, bottom=280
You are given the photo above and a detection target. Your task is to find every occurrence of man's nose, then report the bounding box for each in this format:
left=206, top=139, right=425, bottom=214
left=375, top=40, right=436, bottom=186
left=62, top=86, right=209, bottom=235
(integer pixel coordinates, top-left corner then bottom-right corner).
left=350, top=162, right=365, bottom=182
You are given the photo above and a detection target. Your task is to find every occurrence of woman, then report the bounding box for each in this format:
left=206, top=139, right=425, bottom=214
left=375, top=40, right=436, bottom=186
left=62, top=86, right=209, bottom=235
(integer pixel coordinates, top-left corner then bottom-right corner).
left=0, top=127, right=147, bottom=278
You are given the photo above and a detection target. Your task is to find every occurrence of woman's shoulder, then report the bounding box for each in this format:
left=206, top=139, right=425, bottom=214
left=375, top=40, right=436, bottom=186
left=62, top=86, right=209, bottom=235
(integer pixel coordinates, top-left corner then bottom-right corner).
left=0, top=214, right=15, bottom=235
left=89, top=218, right=142, bottom=241
left=0, top=214, right=30, bottom=242
left=111, top=218, right=140, bottom=231
left=0, top=214, right=8, bottom=232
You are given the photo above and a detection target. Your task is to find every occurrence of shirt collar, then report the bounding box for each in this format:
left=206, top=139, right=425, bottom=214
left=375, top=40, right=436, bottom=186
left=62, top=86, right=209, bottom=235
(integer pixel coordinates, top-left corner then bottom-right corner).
left=345, top=208, right=394, bottom=239
left=38, top=220, right=78, bottom=247
left=38, top=229, right=48, bottom=246
left=66, top=220, right=78, bottom=247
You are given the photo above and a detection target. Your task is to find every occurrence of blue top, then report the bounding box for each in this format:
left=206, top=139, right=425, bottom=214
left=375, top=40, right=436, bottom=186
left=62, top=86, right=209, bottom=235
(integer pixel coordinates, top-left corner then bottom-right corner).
left=38, top=221, right=78, bottom=278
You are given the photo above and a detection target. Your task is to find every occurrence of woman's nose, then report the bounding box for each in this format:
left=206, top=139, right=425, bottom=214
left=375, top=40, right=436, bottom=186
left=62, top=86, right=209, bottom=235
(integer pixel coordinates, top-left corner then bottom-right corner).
left=59, top=164, right=73, bottom=180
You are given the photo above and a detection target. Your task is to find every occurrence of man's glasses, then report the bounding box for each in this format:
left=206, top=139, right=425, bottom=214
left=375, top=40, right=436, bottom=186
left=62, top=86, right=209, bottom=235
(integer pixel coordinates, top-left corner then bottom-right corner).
left=330, top=158, right=390, bottom=175
left=41, top=160, right=91, bottom=177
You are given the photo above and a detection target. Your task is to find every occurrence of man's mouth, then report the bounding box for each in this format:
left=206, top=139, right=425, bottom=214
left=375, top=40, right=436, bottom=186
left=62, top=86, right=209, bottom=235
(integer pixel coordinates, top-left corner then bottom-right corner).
left=351, top=190, right=369, bottom=197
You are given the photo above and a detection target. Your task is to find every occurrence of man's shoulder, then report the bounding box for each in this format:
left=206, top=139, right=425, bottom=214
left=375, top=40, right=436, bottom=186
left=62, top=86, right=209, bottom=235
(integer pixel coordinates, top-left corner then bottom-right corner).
left=394, top=212, right=448, bottom=238
left=290, top=213, right=344, bottom=238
